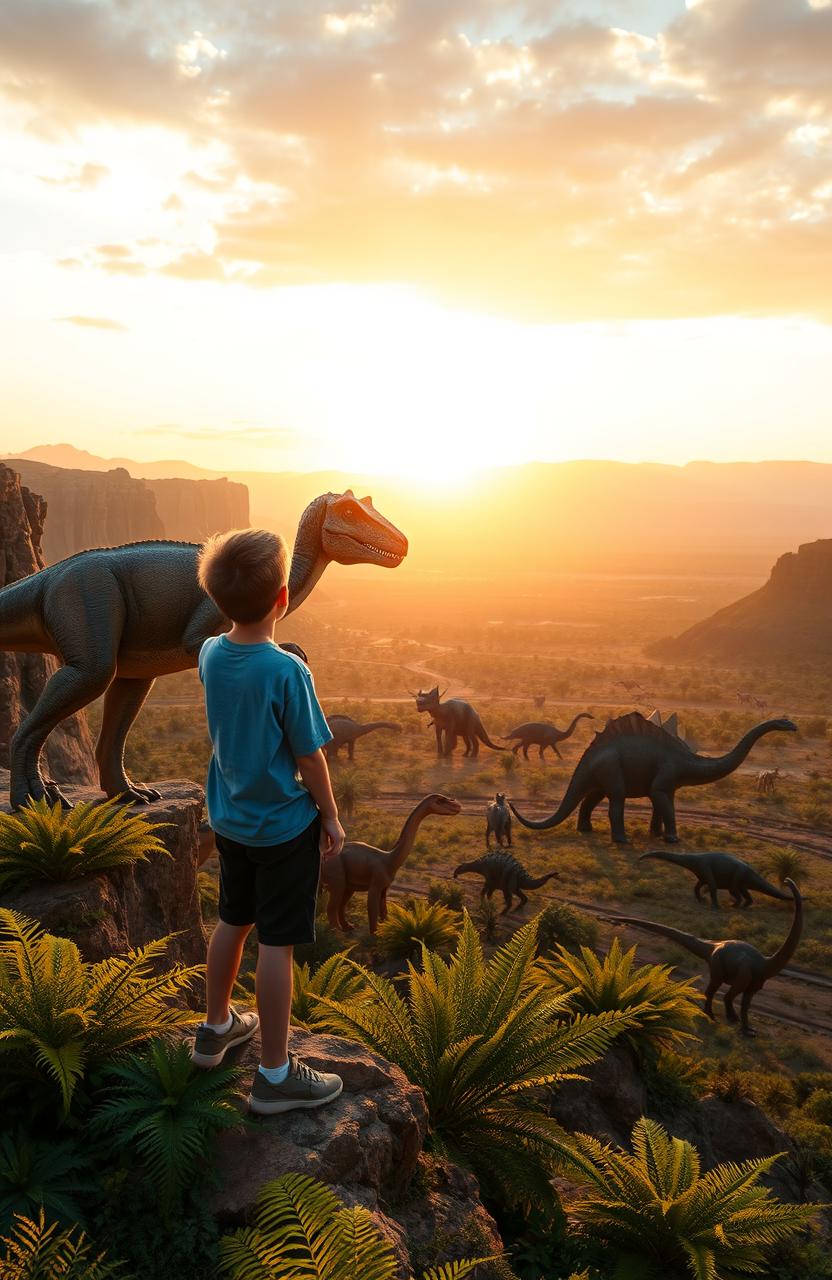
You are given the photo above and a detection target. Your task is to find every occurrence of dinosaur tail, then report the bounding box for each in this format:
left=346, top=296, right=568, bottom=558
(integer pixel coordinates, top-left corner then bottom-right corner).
left=764, top=880, right=803, bottom=978
left=524, top=871, right=559, bottom=889
left=0, top=572, right=47, bottom=650
left=608, top=915, right=715, bottom=961
left=509, top=769, right=587, bottom=830
left=475, top=718, right=506, bottom=751
left=748, top=873, right=792, bottom=902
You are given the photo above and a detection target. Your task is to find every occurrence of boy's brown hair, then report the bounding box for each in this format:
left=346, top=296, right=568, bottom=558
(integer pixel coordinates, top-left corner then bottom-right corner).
left=198, top=528, right=289, bottom=623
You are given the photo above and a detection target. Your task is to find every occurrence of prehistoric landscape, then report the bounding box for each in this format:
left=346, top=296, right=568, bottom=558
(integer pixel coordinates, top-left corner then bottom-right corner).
left=2, top=1, right=832, bottom=1278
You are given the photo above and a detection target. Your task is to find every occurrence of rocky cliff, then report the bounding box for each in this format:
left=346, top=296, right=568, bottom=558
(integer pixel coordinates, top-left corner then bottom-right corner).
left=148, top=476, right=248, bottom=541
left=652, top=538, right=832, bottom=662
left=0, top=464, right=96, bottom=784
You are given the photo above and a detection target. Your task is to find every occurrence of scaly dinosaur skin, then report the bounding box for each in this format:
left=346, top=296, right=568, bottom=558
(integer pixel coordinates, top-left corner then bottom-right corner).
left=610, top=880, right=802, bottom=1036
left=414, top=686, right=505, bottom=758
left=0, top=491, right=407, bottom=810
left=486, top=793, right=512, bottom=847
left=640, top=849, right=793, bottom=910
left=322, top=793, right=461, bottom=932
left=503, top=713, right=593, bottom=761
left=510, top=711, right=796, bottom=845
left=454, top=851, right=558, bottom=913
left=323, top=715, right=401, bottom=762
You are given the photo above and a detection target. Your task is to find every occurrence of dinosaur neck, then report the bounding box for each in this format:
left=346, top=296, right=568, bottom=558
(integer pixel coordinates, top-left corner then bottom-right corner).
left=764, top=889, right=803, bottom=978
left=562, top=713, right=592, bottom=739
left=384, top=798, right=435, bottom=875
left=355, top=721, right=398, bottom=737
left=287, top=496, right=330, bottom=615
left=686, top=722, right=783, bottom=783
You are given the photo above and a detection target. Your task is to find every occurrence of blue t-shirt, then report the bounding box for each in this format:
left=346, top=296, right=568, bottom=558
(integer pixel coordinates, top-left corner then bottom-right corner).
left=198, top=635, right=332, bottom=846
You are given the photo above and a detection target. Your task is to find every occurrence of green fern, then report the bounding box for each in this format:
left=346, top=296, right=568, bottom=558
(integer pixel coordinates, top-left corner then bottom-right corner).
left=218, top=1171, right=493, bottom=1280
left=313, top=912, right=631, bottom=1209
left=0, top=909, right=201, bottom=1114
left=92, top=1037, right=245, bottom=1210
left=0, top=1131, right=96, bottom=1232
left=563, top=1116, right=818, bottom=1279
left=536, top=937, right=702, bottom=1055
left=376, top=900, right=462, bottom=960
left=0, top=797, right=170, bottom=892
left=0, top=1208, right=125, bottom=1279
left=291, top=952, right=368, bottom=1031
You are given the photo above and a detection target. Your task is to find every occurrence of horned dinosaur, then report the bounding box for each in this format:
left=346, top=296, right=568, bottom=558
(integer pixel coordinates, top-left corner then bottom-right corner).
left=610, top=879, right=802, bottom=1036
left=323, top=715, right=401, bottom=762
left=321, top=793, right=461, bottom=932
left=509, top=711, right=797, bottom=845
left=454, top=851, right=559, bottom=913
left=414, top=686, right=504, bottom=757
left=639, top=849, right=793, bottom=909
left=486, top=793, right=512, bottom=846
left=0, top=490, right=407, bottom=810
left=503, top=713, right=593, bottom=760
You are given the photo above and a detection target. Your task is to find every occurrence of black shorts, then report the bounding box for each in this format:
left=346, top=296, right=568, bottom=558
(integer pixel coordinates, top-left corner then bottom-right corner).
left=214, top=816, right=321, bottom=946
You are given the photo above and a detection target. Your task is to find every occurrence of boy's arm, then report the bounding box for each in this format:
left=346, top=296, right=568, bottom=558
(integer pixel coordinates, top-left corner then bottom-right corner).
left=296, top=750, right=345, bottom=858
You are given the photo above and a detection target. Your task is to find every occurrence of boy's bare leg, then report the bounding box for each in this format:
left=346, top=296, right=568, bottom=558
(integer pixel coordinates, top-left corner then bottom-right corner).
left=256, top=942, right=293, bottom=1069
left=206, top=920, right=253, bottom=1025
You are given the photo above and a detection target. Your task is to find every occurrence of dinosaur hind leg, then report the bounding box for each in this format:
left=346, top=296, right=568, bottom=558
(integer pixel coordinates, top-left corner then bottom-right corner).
left=723, top=982, right=745, bottom=1026
left=96, top=677, right=161, bottom=803
left=739, top=987, right=757, bottom=1037
left=649, top=789, right=679, bottom=844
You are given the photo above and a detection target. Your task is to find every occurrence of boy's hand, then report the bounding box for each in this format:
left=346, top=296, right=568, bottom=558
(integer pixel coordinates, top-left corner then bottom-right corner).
left=320, top=817, right=345, bottom=859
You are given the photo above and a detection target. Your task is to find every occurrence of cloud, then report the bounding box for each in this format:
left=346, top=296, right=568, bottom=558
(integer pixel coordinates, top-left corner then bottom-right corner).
left=135, top=423, right=297, bottom=445
left=4, top=0, right=831, bottom=319
left=39, top=160, right=109, bottom=189
left=57, top=313, right=127, bottom=330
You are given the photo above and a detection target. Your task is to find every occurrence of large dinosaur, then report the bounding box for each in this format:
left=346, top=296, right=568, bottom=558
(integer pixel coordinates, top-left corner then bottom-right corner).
left=640, top=849, right=792, bottom=910
left=414, top=687, right=504, bottom=757
left=610, top=880, right=802, bottom=1036
left=503, top=714, right=593, bottom=761
left=323, top=715, right=401, bottom=762
left=0, top=491, right=407, bottom=809
left=486, top=793, right=512, bottom=846
left=454, top=851, right=558, bottom=913
left=321, top=793, right=461, bottom=932
left=509, top=711, right=796, bottom=845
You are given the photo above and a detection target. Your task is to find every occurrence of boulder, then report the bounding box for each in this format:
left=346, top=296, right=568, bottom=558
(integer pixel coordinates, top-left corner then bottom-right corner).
left=549, top=1043, right=647, bottom=1147
left=0, top=774, right=207, bottom=974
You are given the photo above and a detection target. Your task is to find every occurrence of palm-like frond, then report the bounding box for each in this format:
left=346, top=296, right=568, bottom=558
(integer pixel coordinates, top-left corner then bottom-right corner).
left=0, top=909, right=201, bottom=1114
left=0, top=1131, right=97, bottom=1232
left=536, top=938, right=702, bottom=1054
left=92, top=1037, right=245, bottom=1210
left=292, top=952, right=368, bottom=1031
left=376, top=901, right=462, bottom=960
left=313, top=913, right=632, bottom=1208
left=218, top=1172, right=491, bottom=1280
left=0, top=1209, right=124, bottom=1279
left=565, top=1117, right=818, bottom=1279
left=0, top=797, right=170, bottom=891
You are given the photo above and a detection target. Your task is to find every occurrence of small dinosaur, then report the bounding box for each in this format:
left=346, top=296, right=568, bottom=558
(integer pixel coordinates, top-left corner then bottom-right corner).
left=323, top=715, right=401, bottom=762
left=321, top=793, right=461, bottom=933
left=610, top=879, right=802, bottom=1036
left=454, top=851, right=558, bottom=913
left=510, top=711, right=796, bottom=844
left=414, top=686, right=505, bottom=757
left=486, top=793, right=512, bottom=847
left=0, top=490, right=407, bottom=809
left=640, top=849, right=793, bottom=909
left=503, top=714, right=593, bottom=760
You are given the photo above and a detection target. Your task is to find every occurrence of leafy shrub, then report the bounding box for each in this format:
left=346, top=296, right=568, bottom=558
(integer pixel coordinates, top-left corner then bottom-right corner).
left=376, top=900, right=462, bottom=960
left=291, top=953, right=368, bottom=1030
left=91, top=1038, right=244, bottom=1210
left=475, top=897, right=499, bottom=942
left=536, top=903, right=598, bottom=955
left=0, top=798, right=170, bottom=892
left=0, top=1209, right=123, bottom=1280
left=804, top=1088, right=832, bottom=1127
left=0, top=1131, right=96, bottom=1232
left=0, top=910, right=200, bottom=1114
left=314, top=914, right=629, bottom=1209
left=536, top=939, right=702, bottom=1056
left=767, top=848, right=808, bottom=886
left=564, top=1116, right=816, bottom=1279
left=218, top=1171, right=493, bottom=1280
left=427, top=880, right=465, bottom=911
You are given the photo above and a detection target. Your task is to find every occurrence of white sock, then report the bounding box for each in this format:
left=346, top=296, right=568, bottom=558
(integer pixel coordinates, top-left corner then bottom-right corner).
left=259, top=1060, right=290, bottom=1085
left=205, top=1013, right=233, bottom=1034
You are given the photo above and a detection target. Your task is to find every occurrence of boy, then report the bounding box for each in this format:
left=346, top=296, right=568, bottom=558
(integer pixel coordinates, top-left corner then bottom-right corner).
left=190, top=528, right=345, bottom=1116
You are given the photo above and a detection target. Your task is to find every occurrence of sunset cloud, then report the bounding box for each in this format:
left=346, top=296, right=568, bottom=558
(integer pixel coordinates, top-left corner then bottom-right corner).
left=56, top=313, right=127, bottom=330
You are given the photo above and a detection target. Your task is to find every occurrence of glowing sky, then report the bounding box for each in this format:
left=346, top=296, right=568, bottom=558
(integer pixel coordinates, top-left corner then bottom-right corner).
left=1, top=0, right=831, bottom=474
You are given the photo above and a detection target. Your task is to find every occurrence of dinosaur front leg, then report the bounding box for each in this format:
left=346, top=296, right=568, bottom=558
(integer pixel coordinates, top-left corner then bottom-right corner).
left=649, top=790, right=679, bottom=843
left=367, top=886, right=381, bottom=933
left=703, top=976, right=719, bottom=1020
left=577, top=789, right=603, bottom=834
left=96, top=677, right=161, bottom=803
left=434, top=723, right=444, bottom=755
left=723, top=983, right=742, bottom=1025
left=739, top=988, right=757, bottom=1037
left=607, top=792, right=629, bottom=844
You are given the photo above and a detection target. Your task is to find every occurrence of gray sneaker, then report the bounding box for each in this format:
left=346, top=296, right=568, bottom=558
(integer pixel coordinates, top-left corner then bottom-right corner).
left=191, top=1007, right=259, bottom=1068
left=249, top=1053, right=343, bottom=1115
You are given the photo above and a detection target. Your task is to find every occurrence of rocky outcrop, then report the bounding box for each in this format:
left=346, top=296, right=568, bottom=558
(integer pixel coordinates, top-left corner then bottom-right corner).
left=4, top=458, right=163, bottom=563
left=148, top=476, right=248, bottom=541
left=0, top=773, right=207, bottom=974
left=653, top=539, right=832, bottom=663
left=0, top=464, right=96, bottom=784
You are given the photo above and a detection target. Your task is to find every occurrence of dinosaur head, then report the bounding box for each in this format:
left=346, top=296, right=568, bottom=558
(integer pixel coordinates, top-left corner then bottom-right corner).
left=321, top=491, right=408, bottom=568
left=423, top=793, right=463, bottom=817
left=415, top=686, right=445, bottom=712
left=495, top=793, right=507, bottom=806
left=768, top=718, right=797, bottom=733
